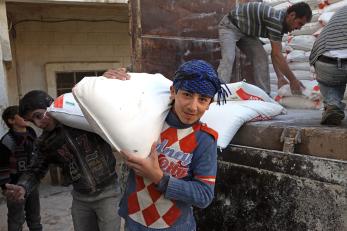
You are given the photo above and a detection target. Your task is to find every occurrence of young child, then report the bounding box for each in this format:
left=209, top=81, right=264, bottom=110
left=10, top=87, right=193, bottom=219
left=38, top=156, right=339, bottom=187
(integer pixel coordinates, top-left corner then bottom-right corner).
left=4, top=91, right=121, bottom=231
left=118, top=60, right=228, bottom=230
left=0, top=106, right=42, bottom=231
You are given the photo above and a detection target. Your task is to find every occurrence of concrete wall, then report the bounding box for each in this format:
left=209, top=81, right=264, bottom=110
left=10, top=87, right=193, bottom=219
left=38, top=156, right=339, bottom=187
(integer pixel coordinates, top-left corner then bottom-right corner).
left=6, top=2, right=131, bottom=105
left=195, top=146, right=347, bottom=231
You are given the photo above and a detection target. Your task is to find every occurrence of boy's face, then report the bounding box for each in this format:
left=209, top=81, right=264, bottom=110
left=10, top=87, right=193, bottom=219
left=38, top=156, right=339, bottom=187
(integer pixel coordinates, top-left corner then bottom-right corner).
left=8, top=115, right=28, bottom=128
left=25, top=109, right=56, bottom=131
left=170, top=86, right=212, bottom=125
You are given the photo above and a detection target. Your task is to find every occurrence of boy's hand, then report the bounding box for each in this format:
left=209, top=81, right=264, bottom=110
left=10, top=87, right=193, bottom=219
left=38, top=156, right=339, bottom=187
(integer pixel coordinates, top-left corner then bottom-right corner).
left=103, top=68, right=130, bottom=80
left=4, top=184, right=26, bottom=202
left=120, top=143, right=163, bottom=184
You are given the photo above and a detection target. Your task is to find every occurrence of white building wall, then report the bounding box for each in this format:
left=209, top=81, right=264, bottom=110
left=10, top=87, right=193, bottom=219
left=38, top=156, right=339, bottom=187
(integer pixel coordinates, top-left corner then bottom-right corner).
left=6, top=2, right=130, bottom=104
left=0, top=2, right=10, bottom=136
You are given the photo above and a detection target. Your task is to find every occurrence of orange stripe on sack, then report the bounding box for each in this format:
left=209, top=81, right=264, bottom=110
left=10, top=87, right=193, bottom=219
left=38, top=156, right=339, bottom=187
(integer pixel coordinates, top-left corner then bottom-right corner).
left=236, top=88, right=264, bottom=101
left=54, top=95, right=64, bottom=108
left=313, top=85, right=320, bottom=91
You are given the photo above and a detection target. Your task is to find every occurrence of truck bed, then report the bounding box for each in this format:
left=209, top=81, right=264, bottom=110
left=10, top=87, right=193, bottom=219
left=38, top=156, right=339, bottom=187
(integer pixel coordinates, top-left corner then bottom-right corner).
left=231, top=109, right=347, bottom=160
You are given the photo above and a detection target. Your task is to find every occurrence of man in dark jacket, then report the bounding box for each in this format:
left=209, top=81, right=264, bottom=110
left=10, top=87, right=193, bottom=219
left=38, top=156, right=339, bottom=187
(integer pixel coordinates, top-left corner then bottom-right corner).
left=4, top=90, right=121, bottom=231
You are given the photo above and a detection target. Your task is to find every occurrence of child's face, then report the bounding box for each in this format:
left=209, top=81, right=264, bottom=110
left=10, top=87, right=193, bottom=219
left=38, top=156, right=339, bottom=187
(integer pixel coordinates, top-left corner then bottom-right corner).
left=25, top=109, right=56, bottom=131
left=8, top=114, right=28, bottom=128
left=170, top=87, right=212, bottom=125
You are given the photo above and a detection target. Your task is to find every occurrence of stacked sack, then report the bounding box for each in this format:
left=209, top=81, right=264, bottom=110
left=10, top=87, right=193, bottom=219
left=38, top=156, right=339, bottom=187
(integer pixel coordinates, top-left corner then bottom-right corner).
left=263, top=0, right=347, bottom=109
left=48, top=76, right=285, bottom=153
left=202, top=81, right=285, bottom=148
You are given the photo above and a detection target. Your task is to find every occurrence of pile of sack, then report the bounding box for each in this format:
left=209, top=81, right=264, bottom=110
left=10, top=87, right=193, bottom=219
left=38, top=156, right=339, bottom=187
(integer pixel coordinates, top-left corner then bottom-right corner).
left=263, top=0, right=347, bottom=109
left=47, top=75, right=285, bottom=156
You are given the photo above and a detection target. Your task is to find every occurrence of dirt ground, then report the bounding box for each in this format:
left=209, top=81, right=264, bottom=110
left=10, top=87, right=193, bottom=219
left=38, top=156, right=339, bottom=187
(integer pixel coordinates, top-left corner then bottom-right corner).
left=0, top=184, right=73, bottom=231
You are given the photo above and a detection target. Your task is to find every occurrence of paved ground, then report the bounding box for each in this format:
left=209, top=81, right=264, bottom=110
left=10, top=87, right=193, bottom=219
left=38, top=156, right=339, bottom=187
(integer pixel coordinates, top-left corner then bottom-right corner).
left=0, top=155, right=128, bottom=231
left=0, top=184, right=73, bottom=231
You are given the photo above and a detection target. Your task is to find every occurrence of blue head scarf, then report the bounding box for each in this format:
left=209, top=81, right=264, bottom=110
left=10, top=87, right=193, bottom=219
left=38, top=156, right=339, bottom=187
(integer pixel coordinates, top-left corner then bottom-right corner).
left=173, top=60, right=230, bottom=104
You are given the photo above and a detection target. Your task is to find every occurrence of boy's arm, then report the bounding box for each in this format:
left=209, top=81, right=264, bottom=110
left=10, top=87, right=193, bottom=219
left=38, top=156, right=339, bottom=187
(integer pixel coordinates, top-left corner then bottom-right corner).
left=0, top=143, right=11, bottom=189
left=16, top=143, right=50, bottom=196
left=161, top=135, right=217, bottom=208
left=121, top=135, right=217, bottom=208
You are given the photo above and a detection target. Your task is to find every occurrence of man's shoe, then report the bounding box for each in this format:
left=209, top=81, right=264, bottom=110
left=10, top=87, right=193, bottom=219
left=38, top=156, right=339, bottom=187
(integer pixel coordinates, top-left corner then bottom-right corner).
left=321, top=105, right=345, bottom=125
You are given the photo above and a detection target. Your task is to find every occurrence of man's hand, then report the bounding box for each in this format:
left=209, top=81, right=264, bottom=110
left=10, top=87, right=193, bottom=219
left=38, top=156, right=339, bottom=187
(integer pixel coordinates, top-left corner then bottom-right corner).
left=289, top=78, right=305, bottom=95
left=277, top=76, right=289, bottom=90
left=103, top=68, right=130, bottom=80
left=4, top=184, right=26, bottom=202
left=120, top=143, right=163, bottom=184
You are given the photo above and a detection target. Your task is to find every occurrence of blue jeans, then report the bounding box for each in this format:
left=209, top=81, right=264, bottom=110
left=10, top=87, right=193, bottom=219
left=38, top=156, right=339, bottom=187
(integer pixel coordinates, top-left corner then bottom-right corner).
left=71, top=181, right=121, bottom=231
left=315, top=59, right=347, bottom=111
left=7, top=187, right=42, bottom=231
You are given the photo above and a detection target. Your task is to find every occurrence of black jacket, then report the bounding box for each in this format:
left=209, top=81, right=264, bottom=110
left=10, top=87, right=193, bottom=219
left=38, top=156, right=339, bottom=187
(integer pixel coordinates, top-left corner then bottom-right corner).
left=0, top=127, right=37, bottom=188
left=18, top=124, right=117, bottom=195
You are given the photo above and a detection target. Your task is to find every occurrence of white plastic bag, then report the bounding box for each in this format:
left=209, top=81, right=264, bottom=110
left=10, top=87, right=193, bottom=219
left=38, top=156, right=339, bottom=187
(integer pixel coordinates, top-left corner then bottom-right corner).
left=277, top=80, right=321, bottom=100
left=275, top=96, right=323, bottom=109
left=286, top=50, right=310, bottom=62
left=219, top=81, right=275, bottom=102
left=287, top=35, right=316, bottom=51
left=293, top=70, right=314, bottom=80
left=73, top=74, right=172, bottom=158
left=47, top=93, right=93, bottom=132
left=288, top=62, right=311, bottom=71
left=323, top=0, right=347, bottom=12
left=201, top=101, right=285, bottom=148
left=291, top=22, right=322, bottom=36
left=319, top=11, right=335, bottom=25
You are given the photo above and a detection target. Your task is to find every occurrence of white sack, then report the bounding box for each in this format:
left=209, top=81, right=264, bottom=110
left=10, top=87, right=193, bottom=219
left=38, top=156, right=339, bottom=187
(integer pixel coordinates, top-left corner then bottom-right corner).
left=220, top=81, right=275, bottom=102
left=73, top=74, right=172, bottom=158
left=273, top=2, right=292, bottom=10
left=286, top=50, right=310, bottom=62
left=270, top=74, right=278, bottom=85
left=293, top=70, right=314, bottom=80
left=47, top=93, right=93, bottom=132
left=323, top=0, right=347, bottom=12
left=288, top=62, right=311, bottom=71
left=263, top=0, right=287, bottom=6
left=311, top=10, right=322, bottom=22
left=287, top=35, right=316, bottom=51
left=201, top=101, right=285, bottom=148
left=277, top=80, right=321, bottom=100
left=287, top=0, right=320, bottom=8
left=319, top=11, right=335, bottom=25
left=275, top=96, right=323, bottom=109
left=290, top=22, right=322, bottom=36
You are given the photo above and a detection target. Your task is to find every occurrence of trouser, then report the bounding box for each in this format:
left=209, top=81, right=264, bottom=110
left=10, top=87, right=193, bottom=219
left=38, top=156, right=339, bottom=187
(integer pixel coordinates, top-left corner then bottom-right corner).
left=315, top=58, right=347, bottom=111
left=71, top=181, right=121, bottom=231
left=7, top=187, right=42, bottom=231
left=217, top=15, right=270, bottom=94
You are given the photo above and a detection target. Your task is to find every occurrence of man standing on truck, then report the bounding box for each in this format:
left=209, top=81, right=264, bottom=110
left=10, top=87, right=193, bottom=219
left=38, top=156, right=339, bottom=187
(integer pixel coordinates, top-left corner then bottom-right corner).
left=309, top=6, right=347, bottom=126
left=217, top=2, right=312, bottom=95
